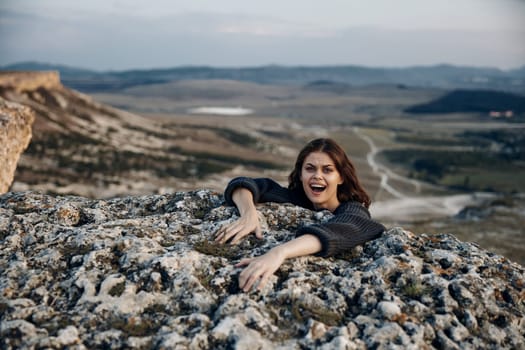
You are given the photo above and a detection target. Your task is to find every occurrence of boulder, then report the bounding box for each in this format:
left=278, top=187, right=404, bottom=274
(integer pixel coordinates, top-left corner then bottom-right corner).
left=0, top=190, right=524, bottom=349
left=0, top=98, right=34, bottom=194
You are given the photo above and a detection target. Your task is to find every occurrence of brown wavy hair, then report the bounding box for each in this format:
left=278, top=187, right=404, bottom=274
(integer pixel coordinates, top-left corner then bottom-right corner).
left=288, top=138, right=371, bottom=208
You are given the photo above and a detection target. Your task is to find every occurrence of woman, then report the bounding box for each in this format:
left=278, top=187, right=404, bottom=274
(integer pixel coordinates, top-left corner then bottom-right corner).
left=215, top=138, right=385, bottom=292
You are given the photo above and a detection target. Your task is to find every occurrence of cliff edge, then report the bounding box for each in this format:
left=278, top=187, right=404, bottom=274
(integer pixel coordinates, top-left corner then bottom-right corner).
left=0, top=97, right=34, bottom=194
left=0, top=190, right=524, bottom=349
left=0, top=71, right=61, bottom=93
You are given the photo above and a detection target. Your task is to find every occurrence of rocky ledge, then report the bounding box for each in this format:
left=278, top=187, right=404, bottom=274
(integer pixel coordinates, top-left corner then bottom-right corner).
left=0, top=190, right=524, bottom=349
left=0, top=71, right=61, bottom=93
left=0, top=97, right=34, bottom=194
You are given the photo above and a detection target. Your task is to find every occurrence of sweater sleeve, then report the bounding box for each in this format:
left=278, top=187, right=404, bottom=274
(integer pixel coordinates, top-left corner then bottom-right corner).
left=223, top=177, right=294, bottom=206
left=296, top=202, right=385, bottom=257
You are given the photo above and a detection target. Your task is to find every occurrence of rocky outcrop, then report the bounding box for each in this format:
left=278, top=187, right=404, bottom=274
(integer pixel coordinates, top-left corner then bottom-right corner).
left=0, top=71, right=61, bottom=93
left=0, top=190, right=524, bottom=349
left=0, top=98, right=34, bottom=194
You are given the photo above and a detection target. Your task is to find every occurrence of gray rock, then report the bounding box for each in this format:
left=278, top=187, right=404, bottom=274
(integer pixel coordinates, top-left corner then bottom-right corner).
left=0, top=98, right=34, bottom=194
left=0, top=190, right=524, bottom=349
left=377, top=301, right=402, bottom=320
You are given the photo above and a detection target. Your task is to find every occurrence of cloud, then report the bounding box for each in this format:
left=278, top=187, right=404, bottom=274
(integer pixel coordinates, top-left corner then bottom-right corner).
left=1, top=9, right=523, bottom=70
left=210, top=15, right=338, bottom=38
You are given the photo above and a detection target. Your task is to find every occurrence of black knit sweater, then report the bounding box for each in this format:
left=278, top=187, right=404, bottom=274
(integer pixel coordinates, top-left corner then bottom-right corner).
left=224, top=177, right=385, bottom=257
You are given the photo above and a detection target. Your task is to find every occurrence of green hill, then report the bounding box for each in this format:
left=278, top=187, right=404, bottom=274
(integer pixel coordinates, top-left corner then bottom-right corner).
left=405, top=89, right=525, bottom=116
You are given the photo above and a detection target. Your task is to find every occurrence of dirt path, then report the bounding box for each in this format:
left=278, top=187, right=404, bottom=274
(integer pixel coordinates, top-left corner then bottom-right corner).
left=352, top=127, right=493, bottom=221
left=353, top=127, right=421, bottom=200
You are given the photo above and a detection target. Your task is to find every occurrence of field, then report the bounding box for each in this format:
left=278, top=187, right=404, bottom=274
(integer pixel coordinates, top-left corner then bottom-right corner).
left=93, top=81, right=525, bottom=194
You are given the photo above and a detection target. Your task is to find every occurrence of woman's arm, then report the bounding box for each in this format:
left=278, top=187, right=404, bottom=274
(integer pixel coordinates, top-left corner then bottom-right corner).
left=217, top=176, right=325, bottom=291
left=217, top=177, right=297, bottom=245
left=223, top=177, right=299, bottom=207
left=296, top=203, right=385, bottom=257
left=235, top=234, right=322, bottom=292
left=214, top=188, right=263, bottom=244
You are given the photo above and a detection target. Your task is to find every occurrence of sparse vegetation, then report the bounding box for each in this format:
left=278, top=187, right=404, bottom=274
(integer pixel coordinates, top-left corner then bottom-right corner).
left=381, top=128, right=525, bottom=193
left=215, top=127, right=258, bottom=147
left=193, top=235, right=265, bottom=260
left=402, top=281, right=432, bottom=299
left=122, top=123, right=175, bottom=140
left=394, top=133, right=470, bottom=147
left=166, top=145, right=284, bottom=171
left=25, top=132, right=101, bottom=156
left=193, top=239, right=245, bottom=260
left=106, top=315, right=161, bottom=337
left=461, top=129, right=525, bottom=160
left=289, top=299, right=343, bottom=326
left=108, top=281, right=126, bottom=297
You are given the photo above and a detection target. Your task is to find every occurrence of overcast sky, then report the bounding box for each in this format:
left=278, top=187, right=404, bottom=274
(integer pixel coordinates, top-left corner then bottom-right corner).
left=1, top=0, right=524, bottom=71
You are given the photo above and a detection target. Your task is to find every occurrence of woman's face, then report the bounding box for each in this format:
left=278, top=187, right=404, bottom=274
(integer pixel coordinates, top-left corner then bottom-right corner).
left=300, top=151, right=343, bottom=212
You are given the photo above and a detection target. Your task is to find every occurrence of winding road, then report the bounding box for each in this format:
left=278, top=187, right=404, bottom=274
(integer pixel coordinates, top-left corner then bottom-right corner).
left=352, top=127, right=493, bottom=222
left=353, top=127, right=422, bottom=200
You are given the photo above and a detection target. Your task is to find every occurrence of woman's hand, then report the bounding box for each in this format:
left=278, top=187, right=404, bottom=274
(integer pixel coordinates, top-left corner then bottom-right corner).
left=235, top=234, right=322, bottom=292
left=214, top=210, right=263, bottom=244
left=235, top=247, right=285, bottom=292
left=215, top=188, right=263, bottom=244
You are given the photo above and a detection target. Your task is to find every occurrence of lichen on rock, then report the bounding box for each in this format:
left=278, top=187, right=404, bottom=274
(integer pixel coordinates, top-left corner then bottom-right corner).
left=0, top=190, right=524, bottom=349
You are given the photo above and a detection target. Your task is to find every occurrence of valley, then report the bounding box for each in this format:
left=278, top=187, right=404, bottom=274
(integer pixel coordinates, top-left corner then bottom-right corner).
left=1, top=71, right=524, bottom=264
left=92, top=79, right=525, bottom=264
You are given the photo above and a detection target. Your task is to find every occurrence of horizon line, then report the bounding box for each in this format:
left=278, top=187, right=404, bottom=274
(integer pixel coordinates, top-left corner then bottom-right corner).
left=2, top=60, right=524, bottom=74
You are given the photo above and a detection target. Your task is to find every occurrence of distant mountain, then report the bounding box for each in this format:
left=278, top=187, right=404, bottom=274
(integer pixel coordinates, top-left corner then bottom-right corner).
left=2, top=62, right=524, bottom=94
left=509, top=66, right=525, bottom=77
left=405, top=89, right=525, bottom=116
left=303, top=80, right=353, bottom=94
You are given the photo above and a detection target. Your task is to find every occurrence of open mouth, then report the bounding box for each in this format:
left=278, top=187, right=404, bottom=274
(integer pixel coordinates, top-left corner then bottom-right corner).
left=310, top=184, right=326, bottom=193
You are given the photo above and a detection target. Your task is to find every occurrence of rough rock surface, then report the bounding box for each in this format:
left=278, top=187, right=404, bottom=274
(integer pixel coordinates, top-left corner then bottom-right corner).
left=0, top=97, right=34, bottom=194
left=0, top=71, right=61, bottom=93
left=0, top=190, right=524, bottom=349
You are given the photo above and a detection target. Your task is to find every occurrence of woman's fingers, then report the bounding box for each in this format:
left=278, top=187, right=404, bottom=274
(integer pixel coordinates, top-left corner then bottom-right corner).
left=220, top=226, right=249, bottom=244
left=229, top=229, right=250, bottom=245
left=214, top=215, right=262, bottom=244
left=214, top=222, right=242, bottom=243
left=235, top=248, right=285, bottom=292
left=216, top=220, right=240, bottom=236
left=239, top=264, right=263, bottom=292
left=257, top=271, right=272, bottom=291
left=235, top=257, right=253, bottom=267
left=254, top=224, right=263, bottom=239
left=240, top=268, right=272, bottom=292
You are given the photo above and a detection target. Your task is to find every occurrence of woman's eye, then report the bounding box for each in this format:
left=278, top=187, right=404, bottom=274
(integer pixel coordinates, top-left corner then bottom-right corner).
left=323, top=168, right=333, bottom=173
